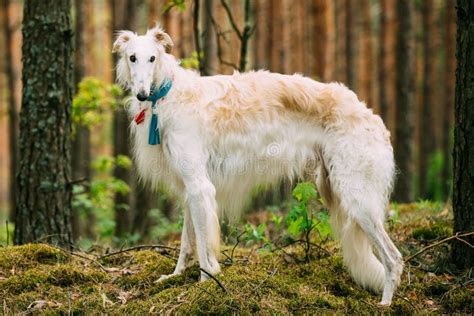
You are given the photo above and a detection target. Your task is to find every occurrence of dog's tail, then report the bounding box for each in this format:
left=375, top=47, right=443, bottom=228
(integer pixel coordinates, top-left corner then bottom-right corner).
left=317, top=164, right=385, bottom=293
left=331, top=210, right=385, bottom=292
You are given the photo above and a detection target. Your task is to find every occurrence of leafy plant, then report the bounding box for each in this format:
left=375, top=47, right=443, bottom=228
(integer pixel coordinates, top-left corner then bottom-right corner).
left=285, top=182, right=331, bottom=261
left=228, top=182, right=331, bottom=261
left=72, top=77, right=123, bottom=133
left=164, top=0, right=186, bottom=12
left=426, top=151, right=445, bottom=201
left=387, top=203, right=400, bottom=230
left=243, top=223, right=269, bottom=247
left=180, top=51, right=202, bottom=70
left=73, top=155, right=132, bottom=246
left=415, top=199, right=444, bottom=213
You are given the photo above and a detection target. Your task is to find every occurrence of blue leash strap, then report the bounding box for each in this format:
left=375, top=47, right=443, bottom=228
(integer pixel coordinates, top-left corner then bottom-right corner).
left=148, top=113, right=160, bottom=145
left=147, top=78, right=172, bottom=145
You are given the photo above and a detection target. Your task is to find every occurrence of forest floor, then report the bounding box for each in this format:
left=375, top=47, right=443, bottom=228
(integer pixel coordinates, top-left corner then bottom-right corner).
left=0, top=204, right=473, bottom=314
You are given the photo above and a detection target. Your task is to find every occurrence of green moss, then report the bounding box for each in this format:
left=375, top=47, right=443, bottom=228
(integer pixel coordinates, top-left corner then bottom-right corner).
left=1, top=264, right=108, bottom=294
left=443, top=289, right=474, bottom=313
left=412, top=223, right=451, bottom=240
left=0, top=244, right=69, bottom=274
left=424, top=283, right=450, bottom=296
left=0, top=208, right=471, bottom=315
left=115, top=251, right=176, bottom=289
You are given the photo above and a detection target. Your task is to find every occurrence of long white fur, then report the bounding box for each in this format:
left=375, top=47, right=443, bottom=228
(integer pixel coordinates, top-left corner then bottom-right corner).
left=113, top=25, right=404, bottom=306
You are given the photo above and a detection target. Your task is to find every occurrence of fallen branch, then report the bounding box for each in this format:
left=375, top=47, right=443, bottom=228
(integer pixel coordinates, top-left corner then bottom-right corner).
left=395, top=294, right=419, bottom=312
left=51, top=245, right=107, bottom=272
left=404, top=232, right=474, bottom=263
left=99, top=244, right=178, bottom=259
left=252, top=268, right=277, bottom=295
left=440, top=278, right=474, bottom=302
left=199, top=268, right=227, bottom=293
left=225, top=230, right=246, bottom=264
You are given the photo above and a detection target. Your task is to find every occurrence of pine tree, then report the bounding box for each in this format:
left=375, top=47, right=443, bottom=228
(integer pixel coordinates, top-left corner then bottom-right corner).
left=452, top=0, right=474, bottom=268
left=14, top=0, right=74, bottom=246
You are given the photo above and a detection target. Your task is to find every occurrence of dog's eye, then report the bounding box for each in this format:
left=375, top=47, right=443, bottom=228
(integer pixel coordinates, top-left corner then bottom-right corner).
left=150, top=56, right=155, bottom=62
left=130, top=55, right=136, bottom=63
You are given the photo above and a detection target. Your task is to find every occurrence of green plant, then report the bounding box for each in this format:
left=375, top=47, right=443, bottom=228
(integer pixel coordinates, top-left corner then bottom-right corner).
left=242, top=223, right=271, bottom=250
left=164, top=0, right=186, bottom=12
left=226, top=183, right=331, bottom=260
left=426, top=151, right=444, bottom=201
left=388, top=203, right=400, bottom=230
left=415, top=199, right=444, bottom=213
left=72, top=77, right=123, bottom=133
left=73, top=155, right=132, bottom=246
left=180, top=51, right=202, bottom=70
left=285, top=182, right=331, bottom=261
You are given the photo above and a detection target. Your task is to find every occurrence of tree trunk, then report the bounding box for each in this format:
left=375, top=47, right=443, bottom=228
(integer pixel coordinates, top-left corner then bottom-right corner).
left=202, top=0, right=218, bottom=75
left=269, top=0, right=284, bottom=73
left=345, top=0, right=358, bottom=91
left=358, top=0, right=373, bottom=106
left=419, top=0, right=437, bottom=199
left=378, top=0, right=396, bottom=132
left=0, top=0, right=19, bottom=222
left=148, top=0, right=159, bottom=26
left=290, top=0, right=305, bottom=74
left=442, top=0, right=456, bottom=200
left=313, top=0, right=335, bottom=82
left=393, top=0, right=415, bottom=202
left=253, top=0, right=271, bottom=70
left=179, top=3, right=194, bottom=58
left=71, top=0, right=93, bottom=240
left=110, top=0, right=138, bottom=237
left=14, top=0, right=73, bottom=246
left=132, top=185, right=155, bottom=238
left=334, top=0, right=347, bottom=83
left=452, top=0, right=474, bottom=269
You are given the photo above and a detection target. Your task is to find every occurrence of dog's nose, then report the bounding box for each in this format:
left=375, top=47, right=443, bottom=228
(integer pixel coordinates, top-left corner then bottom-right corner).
left=137, top=91, right=149, bottom=102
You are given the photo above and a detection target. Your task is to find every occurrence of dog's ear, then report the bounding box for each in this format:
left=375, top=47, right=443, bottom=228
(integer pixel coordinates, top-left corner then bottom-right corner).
left=112, top=31, right=133, bottom=53
left=147, top=24, right=174, bottom=54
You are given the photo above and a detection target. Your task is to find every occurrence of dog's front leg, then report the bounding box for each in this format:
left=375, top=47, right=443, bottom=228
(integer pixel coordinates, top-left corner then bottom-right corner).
left=163, top=134, right=220, bottom=281
left=157, top=208, right=195, bottom=282
left=185, top=177, right=221, bottom=281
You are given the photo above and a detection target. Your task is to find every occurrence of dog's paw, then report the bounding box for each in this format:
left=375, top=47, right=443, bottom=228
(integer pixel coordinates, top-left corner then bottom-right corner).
left=377, top=300, right=392, bottom=307
left=155, top=273, right=177, bottom=283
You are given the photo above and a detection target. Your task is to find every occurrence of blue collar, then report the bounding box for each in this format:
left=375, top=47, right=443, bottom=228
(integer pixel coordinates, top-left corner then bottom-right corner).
left=148, top=78, right=173, bottom=106
left=147, top=78, right=172, bottom=145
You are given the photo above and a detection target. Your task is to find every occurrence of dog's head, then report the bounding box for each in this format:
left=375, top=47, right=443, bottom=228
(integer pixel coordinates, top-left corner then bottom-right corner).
left=112, top=24, right=173, bottom=101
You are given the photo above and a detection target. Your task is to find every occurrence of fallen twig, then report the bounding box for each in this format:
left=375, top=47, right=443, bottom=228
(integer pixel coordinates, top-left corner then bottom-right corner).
left=404, top=232, right=474, bottom=263
left=99, top=244, right=178, bottom=259
left=440, top=278, right=474, bottom=302
left=199, top=268, right=227, bottom=293
left=224, top=230, right=246, bottom=264
left=50, top=245, right=107, bottom=272
left=252, top=268, right=277, bottom=295
left=395, top=294, right=419, bottom=312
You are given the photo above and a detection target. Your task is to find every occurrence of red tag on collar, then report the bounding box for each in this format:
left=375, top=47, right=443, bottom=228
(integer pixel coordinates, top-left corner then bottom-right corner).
left=134, top=109, right=146, bottom=125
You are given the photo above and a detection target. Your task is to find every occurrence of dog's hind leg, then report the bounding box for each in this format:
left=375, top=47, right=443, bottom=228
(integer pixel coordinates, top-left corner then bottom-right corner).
left=330, top=173, right=403, bottom=305
left=323, top=137, right=403, bottom=305
left=343, top=202, right=403, bottom=305
left=350, top=208, right=403, bottom=305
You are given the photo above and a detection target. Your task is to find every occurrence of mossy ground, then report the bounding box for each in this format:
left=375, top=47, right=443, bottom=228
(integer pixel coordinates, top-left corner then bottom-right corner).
left=1, top=204, right=472, bottom=314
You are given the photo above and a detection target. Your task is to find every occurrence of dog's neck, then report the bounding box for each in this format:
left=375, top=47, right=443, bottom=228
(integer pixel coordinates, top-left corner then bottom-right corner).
left=152, top=54, right=200, bottom=91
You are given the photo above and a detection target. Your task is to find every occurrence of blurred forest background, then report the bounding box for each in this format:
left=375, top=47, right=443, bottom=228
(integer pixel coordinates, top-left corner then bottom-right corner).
left=0, top=0, right=457, bottom=246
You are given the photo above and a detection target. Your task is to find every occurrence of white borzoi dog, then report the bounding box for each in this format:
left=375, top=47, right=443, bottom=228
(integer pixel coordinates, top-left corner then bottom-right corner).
left=112, top=25, right=403, bottom=306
